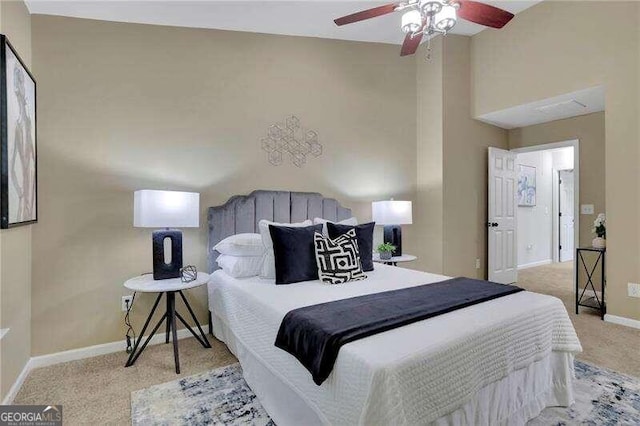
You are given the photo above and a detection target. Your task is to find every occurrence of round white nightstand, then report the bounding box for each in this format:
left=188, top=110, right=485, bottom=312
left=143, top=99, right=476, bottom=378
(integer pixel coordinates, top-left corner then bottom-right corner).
left=124, top=272, right=210, bottom=374
left=373, top=253, right=417, bottom=267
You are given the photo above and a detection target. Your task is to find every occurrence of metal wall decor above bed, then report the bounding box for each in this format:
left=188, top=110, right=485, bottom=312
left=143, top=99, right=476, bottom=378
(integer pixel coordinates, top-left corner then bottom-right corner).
left=208, top=190, right=352, bottom=272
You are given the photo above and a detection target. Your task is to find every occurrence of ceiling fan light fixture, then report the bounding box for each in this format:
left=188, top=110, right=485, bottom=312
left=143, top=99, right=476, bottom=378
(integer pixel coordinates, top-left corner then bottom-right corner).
left=401, top=10, right=422, bottom=33
left=435, top=4, right=457, bottom=31
left=333, top=0, right=514, bottom=58
left=419, top=0, right=443, bottom=16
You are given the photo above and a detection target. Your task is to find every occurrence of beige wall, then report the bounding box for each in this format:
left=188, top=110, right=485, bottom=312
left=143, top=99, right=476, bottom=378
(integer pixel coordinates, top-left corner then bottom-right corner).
left=509, top=112, right=605, bottom=249
left=0, top=0, right=32, bottom=401
left=472, top=1, right=640, bottom=321
left=415, top=38, right=444, bottom=274
left=414, top=35, right=508, bottom=278
left=30, top=16, right=417, bottom=355
left=442, top=36, right=508, bottom=278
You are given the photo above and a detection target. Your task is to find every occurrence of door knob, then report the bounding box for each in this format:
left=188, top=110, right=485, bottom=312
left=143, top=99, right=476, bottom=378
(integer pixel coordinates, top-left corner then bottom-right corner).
left=487, top=222, right=499, bottom=228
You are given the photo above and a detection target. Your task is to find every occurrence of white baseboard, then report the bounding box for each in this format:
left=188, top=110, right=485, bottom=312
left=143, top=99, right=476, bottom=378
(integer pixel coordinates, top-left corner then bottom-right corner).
left=2, top=358, right=34, bottom=406
left=2, top=324, right=209, bottom=405
left=604, top=314, right=640, bottom=330
left=517, top=259, right=552, bottom=270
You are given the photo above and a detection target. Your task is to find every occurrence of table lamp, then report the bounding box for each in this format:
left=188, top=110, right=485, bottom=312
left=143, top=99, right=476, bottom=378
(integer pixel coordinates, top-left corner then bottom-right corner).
left=134, top=190, right=200, bottom=280
left=372, top=200, right=412, bottom=256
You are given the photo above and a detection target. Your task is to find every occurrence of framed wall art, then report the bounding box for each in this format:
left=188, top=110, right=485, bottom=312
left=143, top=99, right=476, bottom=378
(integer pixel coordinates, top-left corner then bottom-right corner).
left=1, top=35, right=37, bottom=228
left=517, top=164, right=536, bottom=207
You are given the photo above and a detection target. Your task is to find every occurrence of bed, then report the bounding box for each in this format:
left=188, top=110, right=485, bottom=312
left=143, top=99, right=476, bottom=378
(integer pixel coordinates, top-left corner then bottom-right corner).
left=207, top=190, right=582, bottom=426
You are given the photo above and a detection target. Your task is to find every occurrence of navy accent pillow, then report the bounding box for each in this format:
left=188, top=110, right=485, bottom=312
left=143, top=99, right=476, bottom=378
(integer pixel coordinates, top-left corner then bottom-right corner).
left=269, top=224, right=323, bottom=285
left=327, top=222, right=375, bottom=272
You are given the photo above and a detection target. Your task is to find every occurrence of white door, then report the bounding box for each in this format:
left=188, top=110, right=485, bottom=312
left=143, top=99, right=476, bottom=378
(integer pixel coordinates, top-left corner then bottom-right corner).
left=488, top=147, right=518, bottom=284
left=559, top=170, right=575, bottom=262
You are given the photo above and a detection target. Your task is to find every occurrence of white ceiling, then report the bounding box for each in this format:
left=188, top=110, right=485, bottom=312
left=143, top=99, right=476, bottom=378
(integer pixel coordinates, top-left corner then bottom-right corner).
left=477, top=86, right=605, bottom=130
left=25, top=1, right=543, bottom=45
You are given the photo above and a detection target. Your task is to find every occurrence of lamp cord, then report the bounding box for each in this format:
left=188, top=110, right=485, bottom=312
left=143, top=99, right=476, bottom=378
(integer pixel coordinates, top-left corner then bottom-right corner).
left=125, top=292, right=137, bottom=354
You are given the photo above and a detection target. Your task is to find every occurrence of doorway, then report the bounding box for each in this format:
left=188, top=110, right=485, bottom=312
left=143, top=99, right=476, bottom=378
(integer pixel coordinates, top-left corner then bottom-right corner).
left=559, top=170, right=575, bottom=262
left=488, top=140, right=578, bottom=284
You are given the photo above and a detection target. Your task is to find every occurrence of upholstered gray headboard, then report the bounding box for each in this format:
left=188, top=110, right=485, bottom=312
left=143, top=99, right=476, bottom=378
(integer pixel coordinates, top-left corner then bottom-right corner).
left=208, top=190, right=352, bottom=272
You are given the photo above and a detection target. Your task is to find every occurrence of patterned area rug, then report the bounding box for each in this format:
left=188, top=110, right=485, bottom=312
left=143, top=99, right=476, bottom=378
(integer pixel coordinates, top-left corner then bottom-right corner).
left=131, top=364, right=273, bottom=426
left=530, top=360, right=640, bottom=425
left=131, top=360, right=640, bottom=425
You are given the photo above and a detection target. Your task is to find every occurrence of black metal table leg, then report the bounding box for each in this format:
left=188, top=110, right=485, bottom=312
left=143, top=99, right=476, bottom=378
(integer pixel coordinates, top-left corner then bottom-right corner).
left=176, top=312, right=209, bottom=348
left=179, top=291, right=211, bottom=348
left=125, top=289, right=211, bottom=374
left=168, top=291, right=181, bottom=374
left=165, top=293, right=171, bottom=344
left=164, top=296, right=171, bottom=344
left=125, top=292, right=163, bottom=367
left=127, top=314, right=167, bottom=366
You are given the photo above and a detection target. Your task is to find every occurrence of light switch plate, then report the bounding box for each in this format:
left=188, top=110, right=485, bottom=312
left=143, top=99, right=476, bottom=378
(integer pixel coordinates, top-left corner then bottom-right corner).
left=580, top=204, right=594, bottom=215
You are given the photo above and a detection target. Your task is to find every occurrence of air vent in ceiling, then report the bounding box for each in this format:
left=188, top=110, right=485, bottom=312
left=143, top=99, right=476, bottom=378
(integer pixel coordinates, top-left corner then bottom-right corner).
left=534, top=99, right=587, bottom=115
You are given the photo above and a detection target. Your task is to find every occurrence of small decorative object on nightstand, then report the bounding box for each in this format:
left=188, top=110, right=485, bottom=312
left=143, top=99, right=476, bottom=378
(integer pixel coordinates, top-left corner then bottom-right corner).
left=373, top=253, right=417, bottom=267
left=124, top=272, right=211, bottom=374
left=377, top=242, right=396, bottom=260
left=592, top=213, right=606, bottom=249
left=134, top=190, right=200, bottom=280
left=372, top=200, right=413, bottom=256
left=180, top=265, right=198, bottom=283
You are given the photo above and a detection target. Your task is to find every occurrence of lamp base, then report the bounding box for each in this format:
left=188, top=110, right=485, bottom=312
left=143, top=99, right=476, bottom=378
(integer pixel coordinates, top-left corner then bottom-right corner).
left=152, top=229, right=183, bottom=280
left=383, top=225, right=402, bottom=256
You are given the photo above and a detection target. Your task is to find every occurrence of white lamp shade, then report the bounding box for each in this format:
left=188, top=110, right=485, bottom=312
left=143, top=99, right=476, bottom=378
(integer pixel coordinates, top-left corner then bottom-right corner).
left=372, top=200, right=413, bottom=225
left=401, top=10, right=422, bottom=33
left=435, top=4, right=457, bottom=31
left=134, top=190, right=200, bottom=228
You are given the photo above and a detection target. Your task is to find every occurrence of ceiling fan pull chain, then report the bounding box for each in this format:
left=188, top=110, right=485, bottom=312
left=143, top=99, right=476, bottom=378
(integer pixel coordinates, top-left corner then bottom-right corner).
left=426, top=36, right=432, bottom=60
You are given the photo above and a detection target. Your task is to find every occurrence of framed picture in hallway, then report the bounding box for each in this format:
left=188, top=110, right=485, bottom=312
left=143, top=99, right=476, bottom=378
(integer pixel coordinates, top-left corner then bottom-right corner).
left=0, top=35, right=37, bottom=228
left=517, top=164, right=536, bottom=206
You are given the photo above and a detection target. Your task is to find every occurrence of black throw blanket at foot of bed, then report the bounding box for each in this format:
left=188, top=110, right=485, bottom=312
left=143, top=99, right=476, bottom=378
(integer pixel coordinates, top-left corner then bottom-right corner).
left=275, top=277, right=523, bottom=385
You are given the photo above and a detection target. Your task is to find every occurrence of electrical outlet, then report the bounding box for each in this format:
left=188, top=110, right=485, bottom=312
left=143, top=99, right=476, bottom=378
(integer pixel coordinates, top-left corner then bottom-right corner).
left=122, top=295, right=133, bottom=312
left=628, top=283, right=640, bottom=298
left=475, top=258, right=481, bottom=270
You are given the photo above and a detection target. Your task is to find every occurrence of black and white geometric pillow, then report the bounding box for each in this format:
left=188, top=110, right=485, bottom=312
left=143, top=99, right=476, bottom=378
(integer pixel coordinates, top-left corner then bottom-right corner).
left=314, top=229, right=367, bottom=284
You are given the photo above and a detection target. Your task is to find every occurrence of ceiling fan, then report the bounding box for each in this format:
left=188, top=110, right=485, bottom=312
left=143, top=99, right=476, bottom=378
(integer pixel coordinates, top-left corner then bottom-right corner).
left=334, top=1, right=514, bottom=57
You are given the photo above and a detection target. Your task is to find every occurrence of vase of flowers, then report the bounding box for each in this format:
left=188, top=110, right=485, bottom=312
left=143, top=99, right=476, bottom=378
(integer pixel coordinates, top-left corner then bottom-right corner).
left=592, top=213, right=606, bottom=249
left=377, top=243, right=396, bottom=260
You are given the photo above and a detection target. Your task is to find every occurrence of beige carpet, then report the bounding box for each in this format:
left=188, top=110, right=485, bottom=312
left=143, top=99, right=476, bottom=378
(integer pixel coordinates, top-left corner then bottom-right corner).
left=14, top=263, right=640, bottom=424
left=517, top=261, right=640, bottom=378
left=14, top=337, right=237, bottom=425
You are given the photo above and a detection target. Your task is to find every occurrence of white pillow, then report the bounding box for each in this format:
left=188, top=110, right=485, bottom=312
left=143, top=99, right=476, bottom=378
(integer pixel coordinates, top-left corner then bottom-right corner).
left=214, top=233, right=265, bottom=257
left=216, top=254, right=263, bottom=278
left=259, top=219, right=313, bottom=279
left=313, top=217, right=358, bottom=236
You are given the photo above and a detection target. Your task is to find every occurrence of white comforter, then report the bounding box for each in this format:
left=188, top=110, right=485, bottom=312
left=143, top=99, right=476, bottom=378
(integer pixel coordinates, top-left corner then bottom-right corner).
left=208, top=265, right=582, bottom=425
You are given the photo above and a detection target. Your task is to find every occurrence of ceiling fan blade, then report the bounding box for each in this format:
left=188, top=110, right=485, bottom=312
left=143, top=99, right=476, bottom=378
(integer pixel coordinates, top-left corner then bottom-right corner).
left=400, top=32, right=423, bottom=56
left=457, top=0, right=514, bottom=29
left=334, top=3, right=399, bottom=26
